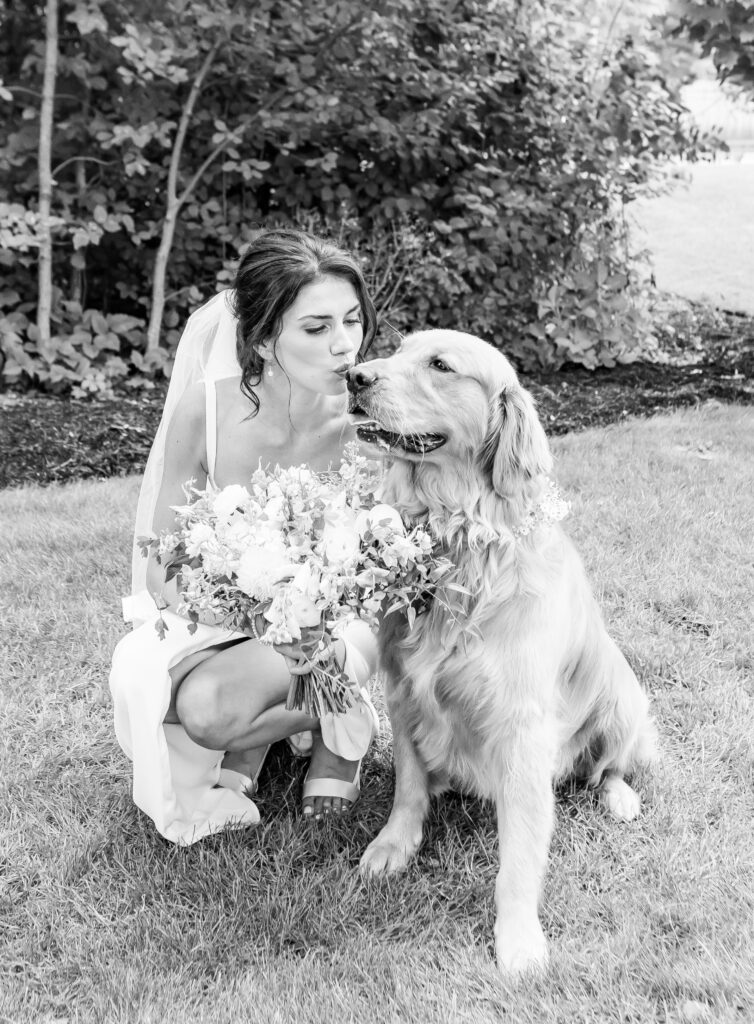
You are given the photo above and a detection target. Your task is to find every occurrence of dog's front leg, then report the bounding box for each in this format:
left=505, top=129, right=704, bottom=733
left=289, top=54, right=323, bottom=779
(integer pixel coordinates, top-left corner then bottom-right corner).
left=493, top=725, right=555, bottom=976
left=360, top=685, right=429, bottom=876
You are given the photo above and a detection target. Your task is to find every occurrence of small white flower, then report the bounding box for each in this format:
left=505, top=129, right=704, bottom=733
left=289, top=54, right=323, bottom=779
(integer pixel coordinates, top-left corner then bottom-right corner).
left=200, top=546, right=238, bottom=579
left=291, top=561, right=320, bottom=602
left=322, top=522, right=361, bottom=568
left=356, top=503, right=405, bottom=538
left=360, top=595, right=385, bottom=622
left=212, top=484, right=250, bottom=520
left=389, top=534, right=423, bottom=563
left=287, top=587, right=322, bottom=629
left=355, top=566, right=391, bottom=587
left=263, top=495, right=286, bottom=525
left=262, top=586, right=320, bottom=643
left=222, top=517, right=254, bottom=551
left=185, top=522, right=215, bottom=558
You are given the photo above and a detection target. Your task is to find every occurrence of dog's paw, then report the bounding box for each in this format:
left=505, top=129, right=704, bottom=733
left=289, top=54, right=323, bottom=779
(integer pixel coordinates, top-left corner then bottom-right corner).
left=600, top=775, right=641, bottom=821
left=359, top=832, right=416, bottom=877
left=495, top=916, right=548, bottom=977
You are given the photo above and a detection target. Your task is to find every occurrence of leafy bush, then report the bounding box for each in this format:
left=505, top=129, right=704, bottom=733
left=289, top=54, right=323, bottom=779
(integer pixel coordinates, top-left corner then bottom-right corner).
left=667, top=0, right=754, bottom=96
left=0, top=290, right=149, bottom=396
left=0, top=0, right=715, bottom=391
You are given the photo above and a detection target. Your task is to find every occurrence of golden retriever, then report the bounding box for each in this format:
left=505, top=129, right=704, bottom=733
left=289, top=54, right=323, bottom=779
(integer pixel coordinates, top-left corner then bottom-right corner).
left=347, top=330, right=656, bottom=976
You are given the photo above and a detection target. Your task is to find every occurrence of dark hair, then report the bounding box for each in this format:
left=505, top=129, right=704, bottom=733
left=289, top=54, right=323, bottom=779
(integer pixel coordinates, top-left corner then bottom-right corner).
left=229, top=229, right=377, bottom=414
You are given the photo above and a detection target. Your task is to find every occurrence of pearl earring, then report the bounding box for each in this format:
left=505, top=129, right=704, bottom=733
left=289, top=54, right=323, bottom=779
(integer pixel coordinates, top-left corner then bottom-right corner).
left=266, top=365, right=273, bottom=377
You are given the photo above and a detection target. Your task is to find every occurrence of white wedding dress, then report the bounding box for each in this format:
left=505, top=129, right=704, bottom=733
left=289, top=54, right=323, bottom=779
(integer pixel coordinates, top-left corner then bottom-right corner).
left=109, top=292, right=377, bottom=845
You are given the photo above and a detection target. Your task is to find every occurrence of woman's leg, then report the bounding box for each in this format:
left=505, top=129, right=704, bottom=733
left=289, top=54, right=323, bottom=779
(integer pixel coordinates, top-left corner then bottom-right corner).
left=172, top=638, right=360, bottom=818
left=164, top=637, right=246, bottom=725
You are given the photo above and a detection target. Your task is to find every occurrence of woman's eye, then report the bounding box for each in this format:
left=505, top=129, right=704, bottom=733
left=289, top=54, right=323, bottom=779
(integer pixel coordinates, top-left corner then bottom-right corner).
left=304, top=325, right=327, bottom=335
left=430, top=357, right=452, bottom=373
left=345, top=318, right=362, bottom=328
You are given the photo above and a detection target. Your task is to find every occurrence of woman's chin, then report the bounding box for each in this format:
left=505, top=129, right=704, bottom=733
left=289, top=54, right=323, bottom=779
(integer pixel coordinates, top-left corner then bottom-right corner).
left=325, top=376, right=348, bottom=395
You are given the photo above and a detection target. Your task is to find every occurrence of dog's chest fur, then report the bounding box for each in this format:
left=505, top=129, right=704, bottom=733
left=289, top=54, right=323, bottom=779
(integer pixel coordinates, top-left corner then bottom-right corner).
left=380, top=539, right=551, bottom=800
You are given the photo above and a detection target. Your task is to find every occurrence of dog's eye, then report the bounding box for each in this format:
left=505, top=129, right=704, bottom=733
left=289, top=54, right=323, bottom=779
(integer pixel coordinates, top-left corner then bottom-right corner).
left=429, top=357, right=453, bottom=373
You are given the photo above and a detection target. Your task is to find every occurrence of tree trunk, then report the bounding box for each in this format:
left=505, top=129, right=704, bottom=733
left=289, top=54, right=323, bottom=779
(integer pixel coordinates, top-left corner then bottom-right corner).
left=37, top=0, right=59, bottom=345
left=70, top=157, right=87, bottom=306
left=146, top=40, right=221, bottom=352
left=146, top=210, right=178, bottom=353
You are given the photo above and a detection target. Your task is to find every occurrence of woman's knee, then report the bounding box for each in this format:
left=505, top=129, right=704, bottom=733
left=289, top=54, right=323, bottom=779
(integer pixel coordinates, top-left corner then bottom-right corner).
left=175, top=666, right=234, bottom=749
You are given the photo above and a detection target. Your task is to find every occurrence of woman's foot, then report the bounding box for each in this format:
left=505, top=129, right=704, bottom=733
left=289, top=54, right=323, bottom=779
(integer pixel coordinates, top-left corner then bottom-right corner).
left=302, top=731, right=360, bottom=820
left=219, top=745, right=271, bottom=796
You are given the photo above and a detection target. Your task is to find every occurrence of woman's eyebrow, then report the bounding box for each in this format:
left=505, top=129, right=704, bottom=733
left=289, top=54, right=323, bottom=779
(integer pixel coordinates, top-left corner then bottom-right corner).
left=298, top=304, right=361, bottom=321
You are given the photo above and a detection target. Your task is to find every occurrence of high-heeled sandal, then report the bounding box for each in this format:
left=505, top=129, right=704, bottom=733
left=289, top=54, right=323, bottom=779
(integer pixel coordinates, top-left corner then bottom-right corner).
left=302, top=761, right=361, bottom=812
left=216, top=743, right=271, bottom=797
left=300, top=633, right=376, bottom=815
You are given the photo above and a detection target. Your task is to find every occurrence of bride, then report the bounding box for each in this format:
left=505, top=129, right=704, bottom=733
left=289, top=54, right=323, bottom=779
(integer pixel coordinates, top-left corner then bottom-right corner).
left=110, top=229, right=381, bottom=844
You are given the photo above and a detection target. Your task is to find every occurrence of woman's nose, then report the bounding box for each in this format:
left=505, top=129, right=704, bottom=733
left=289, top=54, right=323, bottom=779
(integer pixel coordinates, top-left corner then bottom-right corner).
left=330, top=324, right=356, bottom=355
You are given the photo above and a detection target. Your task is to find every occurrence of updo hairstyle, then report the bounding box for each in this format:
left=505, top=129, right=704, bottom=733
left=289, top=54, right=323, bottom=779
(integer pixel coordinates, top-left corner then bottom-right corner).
left=229, top=229, right=377, bottom=414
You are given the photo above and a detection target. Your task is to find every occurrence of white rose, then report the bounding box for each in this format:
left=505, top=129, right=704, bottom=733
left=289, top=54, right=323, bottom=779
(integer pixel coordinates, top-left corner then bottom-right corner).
left=235, top=544, right=298, bottom=601
left=212, top=484, right=250, bottom=520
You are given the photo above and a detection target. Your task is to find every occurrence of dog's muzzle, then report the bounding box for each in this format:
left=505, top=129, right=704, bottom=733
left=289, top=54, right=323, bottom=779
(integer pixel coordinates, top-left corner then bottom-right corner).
left=352, top=416, right=447, bottom=455
left=347, top=364, right=447, bottom=455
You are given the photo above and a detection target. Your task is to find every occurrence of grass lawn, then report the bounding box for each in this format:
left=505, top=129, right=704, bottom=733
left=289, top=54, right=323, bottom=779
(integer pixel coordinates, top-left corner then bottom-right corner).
left=1, top=403, right=752, bottom=1024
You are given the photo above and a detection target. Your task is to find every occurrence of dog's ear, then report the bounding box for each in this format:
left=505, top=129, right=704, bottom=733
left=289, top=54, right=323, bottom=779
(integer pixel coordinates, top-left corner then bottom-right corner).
left=480, top=385, right=552, bottom=496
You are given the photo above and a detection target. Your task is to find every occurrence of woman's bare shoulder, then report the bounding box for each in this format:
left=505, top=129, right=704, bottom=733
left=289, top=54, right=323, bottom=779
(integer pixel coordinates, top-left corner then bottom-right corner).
left=215, top=375, right=243, bottom=403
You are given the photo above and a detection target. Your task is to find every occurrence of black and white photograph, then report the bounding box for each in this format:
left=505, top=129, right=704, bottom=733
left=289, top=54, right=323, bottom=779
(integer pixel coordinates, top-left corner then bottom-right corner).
left=1, top=1, right=752, bottom=1021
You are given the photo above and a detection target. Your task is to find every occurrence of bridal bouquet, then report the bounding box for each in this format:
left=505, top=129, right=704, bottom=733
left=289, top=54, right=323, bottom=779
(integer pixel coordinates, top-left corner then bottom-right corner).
left=139, top=443, right=453, bottom=717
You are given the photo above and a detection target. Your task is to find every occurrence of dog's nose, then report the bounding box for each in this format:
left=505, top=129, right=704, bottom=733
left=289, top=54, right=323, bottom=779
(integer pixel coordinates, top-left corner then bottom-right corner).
left=347, top=364, right=378, bottom=393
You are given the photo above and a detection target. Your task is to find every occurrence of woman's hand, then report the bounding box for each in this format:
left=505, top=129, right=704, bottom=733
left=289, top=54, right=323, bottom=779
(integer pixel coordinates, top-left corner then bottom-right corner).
left=274, top=635, right=346, bottom=677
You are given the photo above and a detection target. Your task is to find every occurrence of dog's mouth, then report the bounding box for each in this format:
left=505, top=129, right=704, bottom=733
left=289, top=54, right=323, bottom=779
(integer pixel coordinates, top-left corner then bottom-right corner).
left=350, top=405, right=446, bottom=455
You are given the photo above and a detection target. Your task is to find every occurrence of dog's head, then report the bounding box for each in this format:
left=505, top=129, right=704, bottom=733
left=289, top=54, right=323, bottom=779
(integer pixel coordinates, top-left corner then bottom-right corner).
left=348, top=329, right=552, bottom=515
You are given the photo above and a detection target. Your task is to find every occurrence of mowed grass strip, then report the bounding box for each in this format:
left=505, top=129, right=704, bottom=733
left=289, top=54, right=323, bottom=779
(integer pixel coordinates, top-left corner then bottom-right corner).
left=1, top=403, right=752, bottom=1024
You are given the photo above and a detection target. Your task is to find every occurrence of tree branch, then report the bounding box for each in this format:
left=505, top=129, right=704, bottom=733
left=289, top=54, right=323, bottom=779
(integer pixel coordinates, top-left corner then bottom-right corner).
left=175, top=82, right=290, bottom=209
left=176, top=136, right=231, bottom=208
left=52, top=155, right=114, bottom=177
left=7, top=85, right=82, bottom=102
left=166, top=38, right=222, bottom=206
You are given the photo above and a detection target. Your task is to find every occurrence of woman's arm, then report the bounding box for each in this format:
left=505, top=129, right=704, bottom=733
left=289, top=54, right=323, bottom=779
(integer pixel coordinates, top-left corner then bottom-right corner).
left=146, top=382, right=207, bottom=602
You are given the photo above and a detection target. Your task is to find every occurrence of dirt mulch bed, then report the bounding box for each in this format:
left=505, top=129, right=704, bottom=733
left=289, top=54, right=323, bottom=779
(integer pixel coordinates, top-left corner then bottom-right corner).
left=1, top=308, right=752, bottom=490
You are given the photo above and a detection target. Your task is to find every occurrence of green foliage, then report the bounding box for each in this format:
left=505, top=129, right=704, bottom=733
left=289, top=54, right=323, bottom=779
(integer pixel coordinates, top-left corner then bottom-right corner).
left=0, top=0, right=713, bottom=391
left=667, top=0, right=754, bottom=94
left=0, top=288, right=149, bottom=395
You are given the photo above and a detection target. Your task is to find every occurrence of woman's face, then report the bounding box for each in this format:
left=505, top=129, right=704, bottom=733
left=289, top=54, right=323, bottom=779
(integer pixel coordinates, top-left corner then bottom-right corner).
left=266, top=275, right=364, bottom=395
